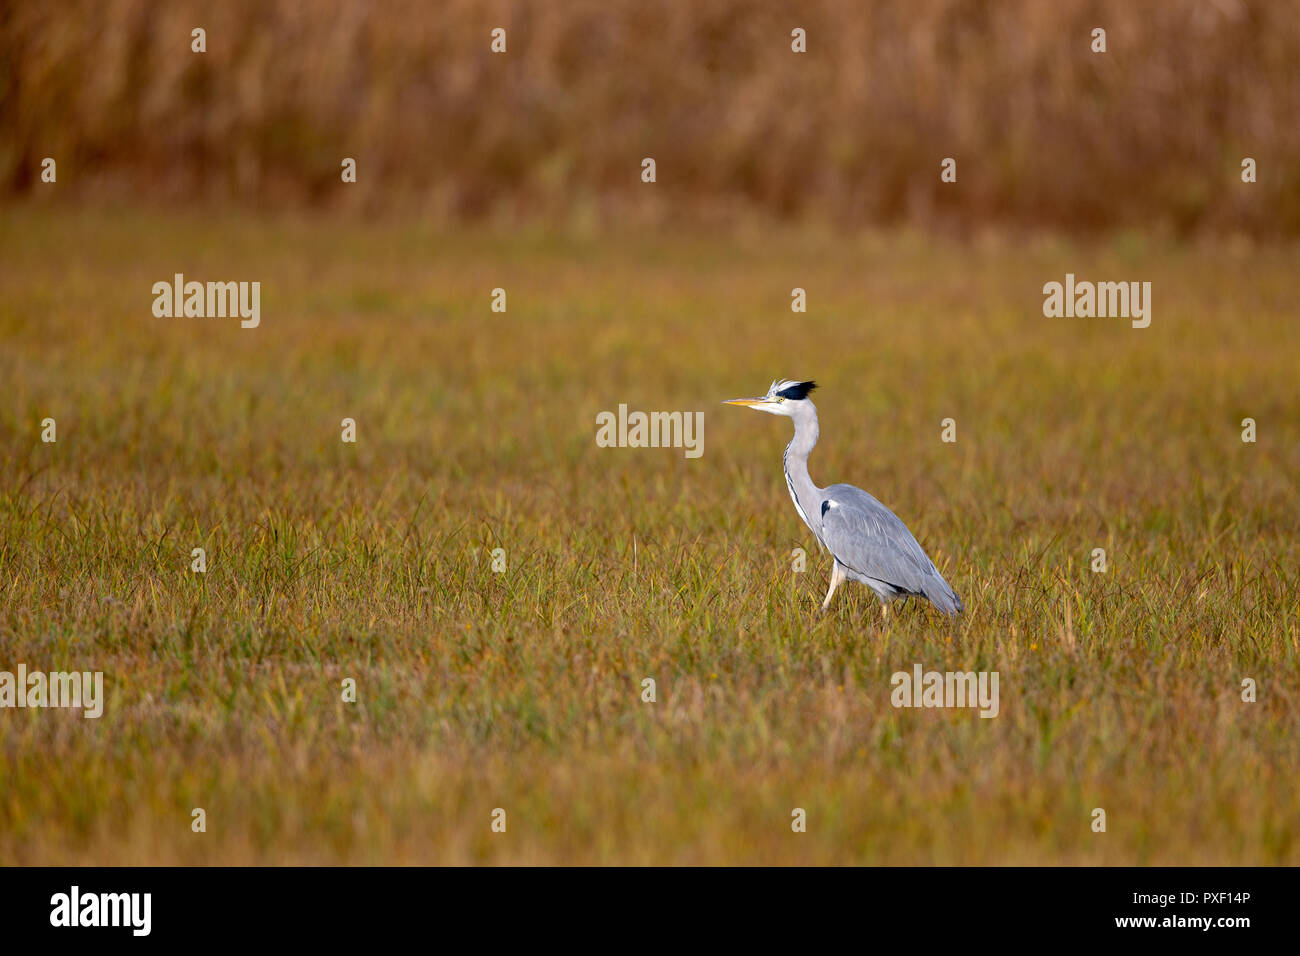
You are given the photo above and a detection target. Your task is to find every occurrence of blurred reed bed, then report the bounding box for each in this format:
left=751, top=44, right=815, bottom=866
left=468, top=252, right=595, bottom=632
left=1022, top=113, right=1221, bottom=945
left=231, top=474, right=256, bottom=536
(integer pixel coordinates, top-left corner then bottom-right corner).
left=1, top=0, right=1297, bottom=235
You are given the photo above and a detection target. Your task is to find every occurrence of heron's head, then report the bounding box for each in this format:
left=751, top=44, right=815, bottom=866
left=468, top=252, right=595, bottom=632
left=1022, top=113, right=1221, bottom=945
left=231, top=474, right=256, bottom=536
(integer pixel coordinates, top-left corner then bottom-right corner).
left=723, top=379, right=818, bottom=417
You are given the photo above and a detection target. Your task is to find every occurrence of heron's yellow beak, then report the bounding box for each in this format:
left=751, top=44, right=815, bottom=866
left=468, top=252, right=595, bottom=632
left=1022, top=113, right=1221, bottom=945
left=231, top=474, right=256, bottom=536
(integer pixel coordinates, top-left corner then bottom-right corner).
left=722, top=397, right=764, bottom=406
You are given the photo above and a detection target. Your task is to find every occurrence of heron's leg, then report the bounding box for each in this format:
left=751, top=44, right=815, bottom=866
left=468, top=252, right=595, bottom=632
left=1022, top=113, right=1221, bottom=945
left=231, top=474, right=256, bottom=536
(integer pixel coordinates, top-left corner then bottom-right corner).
left=821, top=561, right=846, bottom=612
left=880, top=601, right=890, bottom=623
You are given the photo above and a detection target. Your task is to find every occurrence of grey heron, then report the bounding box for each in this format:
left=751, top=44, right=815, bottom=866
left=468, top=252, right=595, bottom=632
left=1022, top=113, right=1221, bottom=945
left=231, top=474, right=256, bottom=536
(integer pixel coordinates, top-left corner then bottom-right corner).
left=724, top=379, right=963, bottom=618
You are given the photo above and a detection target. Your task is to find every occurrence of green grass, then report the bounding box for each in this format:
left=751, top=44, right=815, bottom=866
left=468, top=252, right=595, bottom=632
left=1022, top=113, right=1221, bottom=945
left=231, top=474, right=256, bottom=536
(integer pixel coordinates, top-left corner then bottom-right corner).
left=1, top=206, right=1298, bottom=864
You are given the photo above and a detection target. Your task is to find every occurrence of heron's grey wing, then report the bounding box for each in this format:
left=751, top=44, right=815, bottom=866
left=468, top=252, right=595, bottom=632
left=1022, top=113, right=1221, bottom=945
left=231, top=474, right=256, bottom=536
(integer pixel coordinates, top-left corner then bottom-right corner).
left=818, top=484, right=963, bottom=615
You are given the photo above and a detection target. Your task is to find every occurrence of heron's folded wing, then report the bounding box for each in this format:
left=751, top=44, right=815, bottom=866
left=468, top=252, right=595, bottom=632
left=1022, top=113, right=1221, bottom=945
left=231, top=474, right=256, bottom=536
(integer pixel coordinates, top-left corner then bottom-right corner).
left=818, top=484, right=941, bottom=595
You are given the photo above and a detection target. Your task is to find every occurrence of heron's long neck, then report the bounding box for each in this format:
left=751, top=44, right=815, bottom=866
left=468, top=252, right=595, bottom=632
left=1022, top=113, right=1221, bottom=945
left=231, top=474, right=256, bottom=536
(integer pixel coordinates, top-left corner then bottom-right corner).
left=783, top=407, right=823, bottom=534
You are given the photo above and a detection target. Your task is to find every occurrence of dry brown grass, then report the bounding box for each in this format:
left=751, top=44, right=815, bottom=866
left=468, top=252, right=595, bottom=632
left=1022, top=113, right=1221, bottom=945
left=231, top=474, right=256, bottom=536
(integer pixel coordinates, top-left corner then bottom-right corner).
left=0, top=207, right=1297, bottom=863
left=3, top=0, right=1299, bottom=233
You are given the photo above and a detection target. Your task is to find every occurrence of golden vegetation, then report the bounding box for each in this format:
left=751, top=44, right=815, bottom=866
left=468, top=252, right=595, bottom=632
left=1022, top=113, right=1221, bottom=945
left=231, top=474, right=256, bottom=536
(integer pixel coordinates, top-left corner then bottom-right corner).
left=3, top=0, right=1299, bottom=233
left=1, top=209, right=1297, bottom=863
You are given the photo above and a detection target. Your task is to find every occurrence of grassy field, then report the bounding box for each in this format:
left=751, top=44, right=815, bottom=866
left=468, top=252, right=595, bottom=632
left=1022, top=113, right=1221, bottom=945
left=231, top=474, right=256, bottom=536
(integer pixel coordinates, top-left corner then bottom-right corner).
left=1, top=206, right=1297, bottom=864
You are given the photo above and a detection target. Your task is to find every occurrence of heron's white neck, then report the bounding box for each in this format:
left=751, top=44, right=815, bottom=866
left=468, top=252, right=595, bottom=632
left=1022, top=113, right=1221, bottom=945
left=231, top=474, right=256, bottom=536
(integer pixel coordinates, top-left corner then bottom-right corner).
left=783, top=404, right=824, bottom=537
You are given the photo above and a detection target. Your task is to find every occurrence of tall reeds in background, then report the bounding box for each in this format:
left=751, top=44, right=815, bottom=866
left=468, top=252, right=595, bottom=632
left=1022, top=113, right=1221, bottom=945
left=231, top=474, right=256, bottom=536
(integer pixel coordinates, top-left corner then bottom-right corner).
left=2, top=0, right=1297, bottom=234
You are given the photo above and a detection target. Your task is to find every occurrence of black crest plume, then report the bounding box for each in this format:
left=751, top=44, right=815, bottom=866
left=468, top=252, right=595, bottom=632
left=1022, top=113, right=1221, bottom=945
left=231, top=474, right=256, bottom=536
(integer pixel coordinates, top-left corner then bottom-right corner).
left=775, top=380, right=818, bottom=400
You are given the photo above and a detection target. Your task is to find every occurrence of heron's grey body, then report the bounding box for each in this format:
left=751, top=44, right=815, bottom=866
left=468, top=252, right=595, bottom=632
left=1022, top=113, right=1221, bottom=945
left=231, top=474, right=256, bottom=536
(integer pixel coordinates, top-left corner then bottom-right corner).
left=727, top=380, right=963, bottom=617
